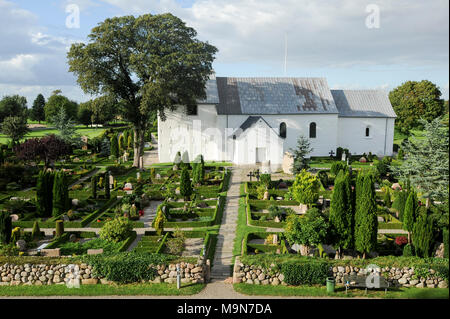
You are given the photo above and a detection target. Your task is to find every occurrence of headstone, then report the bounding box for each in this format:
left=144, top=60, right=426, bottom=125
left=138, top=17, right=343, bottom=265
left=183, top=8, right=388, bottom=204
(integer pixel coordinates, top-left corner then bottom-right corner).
left=63, top=215, right=70, bottom=222
left=298, top=203, right=308, bottom=214
left=69, top=234, right=77, bottom=242
left=81, top=136, right=89, bottom=151
left=109, top=175, right=114, bottom=188
left=41, top=248, right=61, bottom=257
left=261, top=161, right=271, bottom=174
left=263, top=191, right=269, bottom=200
left=139, top=156, right=144, bottom=168
left=278, top=181, right=288, bottom=189
left=87, top=249, right=103, bottom=255
left=272, top=234, right=278, bottom=245
left=377, top=216, right=385, bottom=223
left=16, top=240, right=27, bottom=251
left=124, top=182, right=133, bottom=190
left=359, top=157, right=367, bottom=163
left=10, top=214, right=19, bottom=222
left=391, top=183, right=402, bottom=190
left=155, top=173, right=161, bottom=179
left=123, top=153, right=128, bottom=162
left=341, top=153, right=346, bottom=161
left=137, top=172, right=141, bottom=180
left=274, top=216, right=280, bottom=223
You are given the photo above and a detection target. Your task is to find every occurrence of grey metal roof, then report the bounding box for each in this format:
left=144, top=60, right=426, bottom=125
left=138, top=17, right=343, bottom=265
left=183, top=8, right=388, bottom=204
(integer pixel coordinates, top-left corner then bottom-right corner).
left=216, top=77, right=339, bottom=115
left=197, top=78, right=220, bottom=104
left=331, top=90, right=397, bottom=118
left=230, top=116, right=279, bottom=139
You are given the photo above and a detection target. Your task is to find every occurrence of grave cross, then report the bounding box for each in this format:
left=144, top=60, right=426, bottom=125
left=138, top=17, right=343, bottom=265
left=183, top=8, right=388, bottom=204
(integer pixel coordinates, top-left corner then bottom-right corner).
left=254, top=169, right=261, bottom=182
left=247, top=171, right=255, bottom=181
left=329, top=150, right=335, bottom=158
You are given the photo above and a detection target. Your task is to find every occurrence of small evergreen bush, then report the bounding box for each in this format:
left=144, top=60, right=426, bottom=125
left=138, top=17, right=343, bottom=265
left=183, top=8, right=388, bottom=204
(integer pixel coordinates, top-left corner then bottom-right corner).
left=281, top=261, right=330, bottom=285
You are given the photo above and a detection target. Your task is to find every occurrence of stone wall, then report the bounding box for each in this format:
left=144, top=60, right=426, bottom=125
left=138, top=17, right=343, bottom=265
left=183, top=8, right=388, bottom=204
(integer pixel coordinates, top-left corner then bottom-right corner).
left=232, top=258, right=448, bottom=288
left=0, top=258, right=209, bottom=286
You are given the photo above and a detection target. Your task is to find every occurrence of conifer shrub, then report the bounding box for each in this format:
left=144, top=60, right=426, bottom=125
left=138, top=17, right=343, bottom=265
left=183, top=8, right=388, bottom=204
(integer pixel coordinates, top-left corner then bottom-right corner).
left=0, top=211, right=12, bottom=244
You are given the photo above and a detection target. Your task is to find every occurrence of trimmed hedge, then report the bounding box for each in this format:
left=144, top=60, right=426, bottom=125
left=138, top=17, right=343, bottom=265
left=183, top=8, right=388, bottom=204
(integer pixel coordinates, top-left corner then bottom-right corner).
left=118, top=231, right=137, bottom=252
left=281, top=261, right=330, bottom=285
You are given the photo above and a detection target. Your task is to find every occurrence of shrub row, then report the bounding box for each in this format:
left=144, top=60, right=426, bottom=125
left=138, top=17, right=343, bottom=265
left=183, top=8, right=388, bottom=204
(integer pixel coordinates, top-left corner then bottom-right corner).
left=281, top=260, right=330, bottom=285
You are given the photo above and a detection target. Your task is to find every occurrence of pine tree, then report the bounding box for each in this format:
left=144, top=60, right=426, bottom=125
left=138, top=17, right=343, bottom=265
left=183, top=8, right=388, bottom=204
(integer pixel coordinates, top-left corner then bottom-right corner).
left=180, top=167, right=193, bottom=201
left=290, top=135, right=313, bottom=174
left=391, top=118, right=449, bottom=206
left=329, top=171, right=354, bottom=257
left=31, top=94, right=46, bottom=123
left=0, top=211, right=12, bottom=244
left=412, top=207, right=434, bottom=257
left=110, top=133, right=119, bottom=158
left=403, top=191, right=418, bottom=243
left=354, top=174, right=378, bottom=258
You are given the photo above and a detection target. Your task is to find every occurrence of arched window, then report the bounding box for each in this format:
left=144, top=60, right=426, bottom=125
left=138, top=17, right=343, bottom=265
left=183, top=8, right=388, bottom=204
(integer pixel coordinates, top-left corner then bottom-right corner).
left=309, top=122, right=316, bottom=138
left=365, top=127, right=370, bottom=137
left=280, top=122, right=287, bottom=138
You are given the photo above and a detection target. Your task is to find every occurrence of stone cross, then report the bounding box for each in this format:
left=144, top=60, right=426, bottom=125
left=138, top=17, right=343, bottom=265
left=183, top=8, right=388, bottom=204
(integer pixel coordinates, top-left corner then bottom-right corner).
left=329, top=150, right=335, bottom=157
left=247, top=171, right=255, bottom=181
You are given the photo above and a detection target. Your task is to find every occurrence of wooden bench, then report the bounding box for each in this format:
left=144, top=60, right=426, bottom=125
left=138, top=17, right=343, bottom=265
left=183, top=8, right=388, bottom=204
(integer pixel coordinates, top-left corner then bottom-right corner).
left=343, top=274, right=390, bottom=294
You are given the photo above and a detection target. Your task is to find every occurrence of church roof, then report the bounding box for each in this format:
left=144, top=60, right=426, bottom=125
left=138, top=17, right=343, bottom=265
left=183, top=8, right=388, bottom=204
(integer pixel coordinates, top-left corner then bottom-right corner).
left=331, top=90, right=397, bottom=118
left=214, top=77, right=339, bottom=115
left=198, top=76, right=396, bottom=119
left=230, top=116, right=279, bottom=139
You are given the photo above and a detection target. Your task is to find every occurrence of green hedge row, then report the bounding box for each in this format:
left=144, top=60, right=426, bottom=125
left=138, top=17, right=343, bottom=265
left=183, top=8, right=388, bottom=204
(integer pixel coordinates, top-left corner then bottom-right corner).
left=281, top=261, right=330, bottom=285
left=118, top=231, right=137, bottom=252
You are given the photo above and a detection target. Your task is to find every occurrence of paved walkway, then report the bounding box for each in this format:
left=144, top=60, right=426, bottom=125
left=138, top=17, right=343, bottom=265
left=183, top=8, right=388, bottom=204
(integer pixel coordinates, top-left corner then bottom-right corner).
left=210, top=167, right=244, bottom=281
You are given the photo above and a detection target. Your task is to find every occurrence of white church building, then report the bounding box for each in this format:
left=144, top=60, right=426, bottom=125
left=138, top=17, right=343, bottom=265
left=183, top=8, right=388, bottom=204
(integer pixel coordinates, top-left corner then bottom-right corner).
left=157, top=76, right=396, bottom=170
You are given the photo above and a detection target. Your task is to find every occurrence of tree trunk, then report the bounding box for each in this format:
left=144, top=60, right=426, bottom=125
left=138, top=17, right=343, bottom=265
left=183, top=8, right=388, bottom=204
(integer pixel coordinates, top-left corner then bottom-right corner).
left=133, top=128, right=145, bottom=170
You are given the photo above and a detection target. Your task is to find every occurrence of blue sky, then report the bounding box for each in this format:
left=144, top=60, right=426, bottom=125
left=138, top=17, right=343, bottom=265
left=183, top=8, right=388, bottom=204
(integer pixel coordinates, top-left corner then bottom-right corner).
left=0, top=0, right=448, bottom=104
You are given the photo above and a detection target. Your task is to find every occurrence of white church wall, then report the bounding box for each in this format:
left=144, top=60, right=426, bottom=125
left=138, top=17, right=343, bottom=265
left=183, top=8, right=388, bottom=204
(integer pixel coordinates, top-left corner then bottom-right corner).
left=227, top=114, right=339, bottom=157
left=337, top=117, right=395, bottom=156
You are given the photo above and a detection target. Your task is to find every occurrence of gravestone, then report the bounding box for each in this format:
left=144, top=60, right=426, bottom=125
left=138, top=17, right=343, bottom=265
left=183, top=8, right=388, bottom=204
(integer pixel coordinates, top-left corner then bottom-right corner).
left=16, top=240, right=27, bottom=251
left=41, top=248, right=61, bottom=257
left=124, top=183, right=133, bottom=190
left=261, top=161, right=271, bottom=174
left=87, top=249, right=103, bottom=255
left=10, top=214, right=19, bottom=222
left=139, top=156, right=144, bottom=168
left=69, top=234, right=77, bottom=242
left=341, top=153, right=346, bottom=161
left=298, top=203, right=308, bottom=214
left=272, top=234, right=278, bottom=245
left=274, top=216, right=280, bottom=223
left=123, top=153, right=128, bottom=162
left=155, top=173, right=161, bottom=179
left=109, top=174, right=114, bottom=188
left=81, top=136, right=89, bottom=151
left=137, top=172, right=141, bottom=180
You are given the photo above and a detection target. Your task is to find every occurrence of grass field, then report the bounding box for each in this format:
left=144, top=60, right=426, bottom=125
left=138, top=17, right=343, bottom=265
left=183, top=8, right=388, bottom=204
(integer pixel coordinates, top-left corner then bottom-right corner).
left=234, top=283, right=449, bottom=299
left=0, top=125, right=106, bottom=144
left=0, top=283, right=205, bottom=296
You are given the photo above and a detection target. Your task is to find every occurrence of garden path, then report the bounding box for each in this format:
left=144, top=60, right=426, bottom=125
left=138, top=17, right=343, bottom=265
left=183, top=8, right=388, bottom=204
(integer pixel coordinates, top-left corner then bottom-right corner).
left=210, top=167, right=245, bottom=281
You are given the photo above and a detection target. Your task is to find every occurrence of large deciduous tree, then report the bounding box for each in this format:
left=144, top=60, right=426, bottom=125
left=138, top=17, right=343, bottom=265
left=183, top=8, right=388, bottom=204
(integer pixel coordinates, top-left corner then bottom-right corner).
left=0, top=95, right=27, bottom=122
left=389, top=80, right=445, bottom=133
left=1, top=116, right=30, bottom=144
left=67, top=13, right=217, bottom=169
left=44, top=92, right=78, bottom=123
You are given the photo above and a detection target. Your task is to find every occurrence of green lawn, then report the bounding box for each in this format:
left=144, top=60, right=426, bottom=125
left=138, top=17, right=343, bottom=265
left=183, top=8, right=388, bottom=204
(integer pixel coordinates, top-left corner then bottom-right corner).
left=0, top=126, right=106, bottom=144
left=234, top=283, right=449, bottom=299
left=0, top=282, right=205, bottom=296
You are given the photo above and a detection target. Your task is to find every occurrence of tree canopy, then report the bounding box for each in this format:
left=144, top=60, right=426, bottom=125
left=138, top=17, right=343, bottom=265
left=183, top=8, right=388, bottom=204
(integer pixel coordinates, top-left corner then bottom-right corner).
left=0, top=95, right=27, bottom=122
left=44, top=92, right=78, bottom=124
left=67, top=13, right=217, bottom=168
left=31, top=94, right=46, bottom=123
left=391, top=118, right=449, bottom=205
left=290, top=135, right=313, bottom=173
left=389, top=80, right=445, bottom=133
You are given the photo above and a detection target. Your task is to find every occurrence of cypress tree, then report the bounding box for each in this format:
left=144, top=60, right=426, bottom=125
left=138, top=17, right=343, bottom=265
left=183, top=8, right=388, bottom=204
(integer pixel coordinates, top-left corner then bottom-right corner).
left=354, top=174, right=378, bottom=258
left=0, top=211, right=12, bottom=244
left=127, top=135, right=132, bottom=150
left=45, top=171, right=55, bottom=217
left=36, top=170, right=47, bottom=217
left=329, top=171, right=354, bottom=257
left=180, top=167, right=193, bottom=201
left=104, top=171, right=110, bottom=199
left=91, top=174, right=98, bottom=199
left=403, top=191, right=418, bottom=243
left=123, top=130, right=129, bottom=147
left=192, top=155, right=205, bottom=185
left=118, top=134, right=125, bottom=154
left=31, top=221, right=41, bottom=240
left=110, top=133, right=119, bottom=158
left=52, top=171, right=68, bottom=217
left=384, top=190, right=391, bottom=208
left=412, top=207, right=434, bottom=257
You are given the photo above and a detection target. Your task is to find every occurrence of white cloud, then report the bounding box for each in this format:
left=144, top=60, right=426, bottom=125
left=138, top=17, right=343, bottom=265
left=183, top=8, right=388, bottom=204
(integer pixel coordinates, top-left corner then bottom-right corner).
left=100, top=0, right=449, bottom=68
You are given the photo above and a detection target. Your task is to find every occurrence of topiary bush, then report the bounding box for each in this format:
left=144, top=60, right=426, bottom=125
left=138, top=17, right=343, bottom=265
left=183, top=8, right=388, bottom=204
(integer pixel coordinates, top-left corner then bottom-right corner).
left=99, top=217, right=133, bottom=243
left=281, top=260, right=330, bottom=285
left=403, top=243, right=414, bottom=257
left=0, top=211, right=12, bottom=244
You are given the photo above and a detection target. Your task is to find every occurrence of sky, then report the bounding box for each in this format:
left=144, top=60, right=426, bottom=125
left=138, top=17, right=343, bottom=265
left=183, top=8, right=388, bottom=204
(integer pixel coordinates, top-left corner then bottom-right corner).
left=0, top=0, right=448, bottom=105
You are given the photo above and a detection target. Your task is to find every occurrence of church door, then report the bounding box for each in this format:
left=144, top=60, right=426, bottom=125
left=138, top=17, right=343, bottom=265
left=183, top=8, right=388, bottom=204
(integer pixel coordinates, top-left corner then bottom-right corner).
left=256, top=147, right=266, bottom=163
